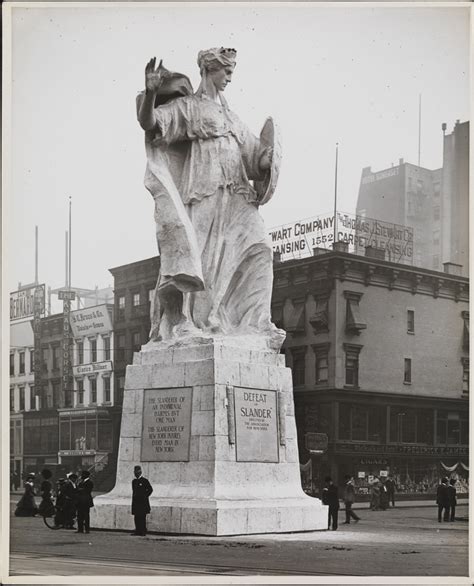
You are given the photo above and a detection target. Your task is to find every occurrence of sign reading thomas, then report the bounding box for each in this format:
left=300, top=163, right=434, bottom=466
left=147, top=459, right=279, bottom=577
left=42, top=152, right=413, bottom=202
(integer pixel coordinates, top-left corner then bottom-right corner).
left=234, top=387, right=279, bottom=462
left=141, top=388, right=193, bottom=461
left=269, top=211, right=413, bottom=265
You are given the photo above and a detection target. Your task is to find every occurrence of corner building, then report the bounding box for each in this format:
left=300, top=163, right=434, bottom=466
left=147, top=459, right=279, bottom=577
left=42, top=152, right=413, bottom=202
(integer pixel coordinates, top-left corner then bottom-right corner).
left=272, top=247, right=469, bottom=498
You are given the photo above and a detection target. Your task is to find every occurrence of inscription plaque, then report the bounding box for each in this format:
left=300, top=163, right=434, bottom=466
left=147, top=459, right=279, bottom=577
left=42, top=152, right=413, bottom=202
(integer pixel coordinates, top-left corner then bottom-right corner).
left=234, top=387, right=279, bottom=462
left=141, top=387, right=193, bottom=461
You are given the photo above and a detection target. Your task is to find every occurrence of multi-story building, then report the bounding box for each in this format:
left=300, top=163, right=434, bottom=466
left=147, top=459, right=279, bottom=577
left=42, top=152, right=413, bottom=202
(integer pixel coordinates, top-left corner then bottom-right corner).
left=57, top=303, right=118, bottom=475
left=272, top=246, right=469, bottom=498
left=356, top=120, right=469, bottom=276
left=108, top=249, right=469, bottom=499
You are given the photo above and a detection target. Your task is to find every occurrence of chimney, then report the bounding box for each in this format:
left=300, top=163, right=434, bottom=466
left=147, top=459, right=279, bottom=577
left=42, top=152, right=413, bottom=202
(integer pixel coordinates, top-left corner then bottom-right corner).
left=365, top=245, right=385, bottom=261
left=333, top=241, right=349, bottom=253
left=313, top=247, right=330, bottom=257
left=399, top=158, right=404, bottom=166
left=443, top=262, right=462, bottom=276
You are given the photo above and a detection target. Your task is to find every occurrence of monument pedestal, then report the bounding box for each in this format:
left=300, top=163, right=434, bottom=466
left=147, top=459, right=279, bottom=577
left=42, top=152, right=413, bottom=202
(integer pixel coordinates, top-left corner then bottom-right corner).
left=92, top=339, right=326, bottom=535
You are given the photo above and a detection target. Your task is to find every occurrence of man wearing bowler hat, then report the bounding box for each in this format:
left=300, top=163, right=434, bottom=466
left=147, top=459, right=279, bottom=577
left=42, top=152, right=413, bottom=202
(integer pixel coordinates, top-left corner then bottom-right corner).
left=131, top=465, right=153, bottom=536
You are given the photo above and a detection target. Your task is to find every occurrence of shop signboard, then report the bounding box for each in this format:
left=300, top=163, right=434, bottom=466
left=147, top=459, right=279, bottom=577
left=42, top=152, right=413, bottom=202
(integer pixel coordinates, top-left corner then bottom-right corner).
left=10, top=284, right=45, bottom=321
left=269, top=211, right=413, bottom=265
left=305, top=432, right=329, bottom=453
left=70, top=304, right=113, bottom=338
left=334, top=442, right=468, bottom=457
left=358, top=471, right=365, bottom=479
left=59, top=450, right=96, bottom=456
left=73, top=361, right=113, bottom=376
left=380, top=470, right=388, bottom=477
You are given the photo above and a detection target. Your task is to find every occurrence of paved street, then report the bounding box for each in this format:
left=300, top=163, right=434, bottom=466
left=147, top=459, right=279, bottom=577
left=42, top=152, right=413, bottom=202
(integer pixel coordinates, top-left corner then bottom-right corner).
left=7, top=497, right=468, bottom=579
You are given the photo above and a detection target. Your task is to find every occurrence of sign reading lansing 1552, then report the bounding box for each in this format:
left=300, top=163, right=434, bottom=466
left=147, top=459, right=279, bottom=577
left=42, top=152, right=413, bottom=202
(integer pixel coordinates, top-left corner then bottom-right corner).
left=141, top=388, right=193, bottom=462
left=234, top=387, right=279, bottom=463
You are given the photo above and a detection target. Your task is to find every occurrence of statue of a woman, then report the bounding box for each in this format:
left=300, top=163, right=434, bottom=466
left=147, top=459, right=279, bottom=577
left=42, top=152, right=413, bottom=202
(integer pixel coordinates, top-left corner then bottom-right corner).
left=137, top=47, right=284, bottom=351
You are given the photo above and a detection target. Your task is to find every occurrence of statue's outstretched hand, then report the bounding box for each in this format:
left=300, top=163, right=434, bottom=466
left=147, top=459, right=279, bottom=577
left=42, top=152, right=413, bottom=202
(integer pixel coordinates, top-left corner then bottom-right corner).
left=145, top=57, right=166, bottom=93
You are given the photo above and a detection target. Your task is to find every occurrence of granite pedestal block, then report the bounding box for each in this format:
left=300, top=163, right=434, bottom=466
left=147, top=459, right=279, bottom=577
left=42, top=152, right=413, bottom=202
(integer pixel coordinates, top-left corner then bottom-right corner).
left=92, top=339, right=326, bottom=535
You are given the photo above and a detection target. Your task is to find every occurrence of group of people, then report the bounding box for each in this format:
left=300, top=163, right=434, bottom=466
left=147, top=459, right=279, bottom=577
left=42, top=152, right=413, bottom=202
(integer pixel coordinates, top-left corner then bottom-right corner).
left=369, top=476, right=396, bottom=511
left=14, top=469, right=95, bottom=533
left=436, top=477, right=458, bottom=522
left=322, top=475, right=362, bottom=531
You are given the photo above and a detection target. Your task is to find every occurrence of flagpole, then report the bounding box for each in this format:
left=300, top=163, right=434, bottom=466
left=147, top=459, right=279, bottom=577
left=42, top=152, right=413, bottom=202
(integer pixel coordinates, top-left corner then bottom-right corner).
left=333, top=142, right=339, bottom=245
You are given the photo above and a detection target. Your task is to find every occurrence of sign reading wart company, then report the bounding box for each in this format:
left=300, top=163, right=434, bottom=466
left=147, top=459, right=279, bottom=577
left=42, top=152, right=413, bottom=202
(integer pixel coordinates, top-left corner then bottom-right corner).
left=269, top=211, right=413, bottom=265
left=69, top=304, right=113, bottom=338
left=141, top=388, right=193, bottom=461
left=234, top=388, right=279, bottom=463
left=10, top=284, right=45, bottom=321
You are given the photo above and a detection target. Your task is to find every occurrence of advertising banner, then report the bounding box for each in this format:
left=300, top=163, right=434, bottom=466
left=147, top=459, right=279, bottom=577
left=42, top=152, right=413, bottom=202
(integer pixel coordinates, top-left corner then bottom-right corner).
left=70, top=304, right=113, bottom=338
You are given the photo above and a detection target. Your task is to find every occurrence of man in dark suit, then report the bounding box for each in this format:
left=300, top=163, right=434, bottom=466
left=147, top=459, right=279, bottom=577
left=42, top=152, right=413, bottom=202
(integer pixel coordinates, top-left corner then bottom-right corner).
left=448, top=478, right=457, bottom=522
left=62, top=473, right=78, bottom=529
left=322, top=476, right=339, bottom=530
left=436, top=477, right=450, bottom=522
left=76, top=470, right=94, bottom=534
left=342, top=475, right=360, bottom=524
left=131, top=465, right=153, bottom=536
left=385, top=475, right=397, bottom=507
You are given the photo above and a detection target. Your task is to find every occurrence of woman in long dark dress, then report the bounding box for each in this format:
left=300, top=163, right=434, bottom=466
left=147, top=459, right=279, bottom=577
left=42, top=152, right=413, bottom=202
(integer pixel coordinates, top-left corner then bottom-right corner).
left=14, top=474, right=38, bottom=517
left=38, top=469, right=55, bottom=518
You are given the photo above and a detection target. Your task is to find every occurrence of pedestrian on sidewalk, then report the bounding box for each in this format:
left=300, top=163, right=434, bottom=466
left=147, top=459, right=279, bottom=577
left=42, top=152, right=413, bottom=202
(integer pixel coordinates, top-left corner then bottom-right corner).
left=322, top=476, right=339, bottom=530
left=38, top=469, right=55, bottom=518
left=370, top=478, right=381, bottom=511
left=131, top=465, right=153, bottom=536
left=385, top=474, right=396, bottom=507
left=342, top=475, right=360, bottom=524
left=14, top=474, right=38, bottom=517
left=76, top=470, right=94, bottom=534
left=436, top=477, right=450, bottom=522
left=448, top=478, right=457, bottom=522
left=379, top=478, right=389, bottom=510
left=62, top=473, right=79, bottom=529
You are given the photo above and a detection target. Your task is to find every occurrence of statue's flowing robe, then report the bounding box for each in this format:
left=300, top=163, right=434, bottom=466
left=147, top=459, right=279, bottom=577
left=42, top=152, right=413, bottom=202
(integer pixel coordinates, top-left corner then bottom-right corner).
left=138, top=93, right=278, bottom=340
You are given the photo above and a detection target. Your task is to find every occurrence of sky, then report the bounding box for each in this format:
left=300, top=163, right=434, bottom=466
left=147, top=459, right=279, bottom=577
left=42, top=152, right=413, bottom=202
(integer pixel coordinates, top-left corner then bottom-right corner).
left=6, top=3, right=470, bottom=297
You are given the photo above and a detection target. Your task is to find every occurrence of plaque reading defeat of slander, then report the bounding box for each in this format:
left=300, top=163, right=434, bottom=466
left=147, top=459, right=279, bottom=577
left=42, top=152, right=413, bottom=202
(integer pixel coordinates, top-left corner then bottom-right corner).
left=141, top=388, right=193, bottom=461
left=234, top=387, right=279, bottom=462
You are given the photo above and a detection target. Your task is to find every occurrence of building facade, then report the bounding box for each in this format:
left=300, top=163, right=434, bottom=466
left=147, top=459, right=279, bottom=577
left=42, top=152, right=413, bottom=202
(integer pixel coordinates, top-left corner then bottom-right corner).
left=356, top=120, right=469, bottom=276
left=272, top=247, right=469, bottom=497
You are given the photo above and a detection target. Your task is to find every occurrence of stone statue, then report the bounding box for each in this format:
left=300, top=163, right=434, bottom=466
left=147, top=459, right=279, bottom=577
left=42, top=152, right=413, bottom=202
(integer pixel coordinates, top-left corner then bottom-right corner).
left=137, top=47, right=284, bottom=351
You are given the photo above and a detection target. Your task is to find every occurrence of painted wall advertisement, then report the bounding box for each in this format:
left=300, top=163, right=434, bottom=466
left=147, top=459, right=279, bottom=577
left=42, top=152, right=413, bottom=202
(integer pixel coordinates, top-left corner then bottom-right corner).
left=269, top=211, right=413, bottom=265
left=10, top=284, right=45, bottom=321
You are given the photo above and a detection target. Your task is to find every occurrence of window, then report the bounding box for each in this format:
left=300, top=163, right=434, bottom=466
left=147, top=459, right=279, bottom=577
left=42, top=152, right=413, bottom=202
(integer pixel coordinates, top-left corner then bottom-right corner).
left=462, top=311, right=469, bottom=352
left=313, top=343, right=330, bottom=384
left=309, top=297, right=329, bottom=334
left=404, top=358, right=412, bottom=384
left=77, top=340, right=84, bottom=365
left=89, top=338, right=97, bottom=363
left=132, top=331, right=141, bottom=352
left=77, top=379, right=84, bottom=405
left=390, top=407, right=417, bottom=443
left=433, top=206, right=441, bottom=221
left=462, top=358, right=469, bottom=396
left=30, top=386, right=36, bottom=410
left=407, top=310, right=415, bottom=334
left=52, top=382, right=60, bottom=407
left=10, top=388, right=15, bottom=411
left=436, top=411, right=468, bottom=446
left=133, top=292, right=140, bottom=307
left=19, top=352, right=25, bottom=374
left=30, top=351, right=34, bottom=372
left=338, top=403, right=386, bottom=442
left=103, top=336, right=111, bottom=360
left=118, top=295, right=125, bottom=319
left=103, top=377, right=111, bottom=403
left=64, top=387, right=73, bottom=408
left=284, top=298, right=305, bottom=334
left=90, top=378, right=97, bottom=403
left=117, top=333, right=126, bottom=361
left=10, top=354, right=14, bottom=376
left=117, top=376, right=125, bottom=405
left=344, top=344, right=362, bottom=387
left=19, top=387, right=25, bottom=411
left=344, top=291, right=366, bottom=334
left=291, top=349, right=306, bottom=386
left=432, top=229, right=440, bottom=246
left=351, top=406, right=368, bottom=441
left=52, top=345, right=60, bottom=370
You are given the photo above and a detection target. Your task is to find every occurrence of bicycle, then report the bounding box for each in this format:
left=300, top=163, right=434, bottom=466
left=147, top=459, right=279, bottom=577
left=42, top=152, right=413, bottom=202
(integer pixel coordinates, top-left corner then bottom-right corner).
left=41, top=499, right=76, bottom=530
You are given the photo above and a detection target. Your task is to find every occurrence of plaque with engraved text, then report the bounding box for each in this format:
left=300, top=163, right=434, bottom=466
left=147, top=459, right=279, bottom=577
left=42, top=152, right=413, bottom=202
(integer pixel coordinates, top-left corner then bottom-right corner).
left=141, top=388, right=193, bottom=461
left=234, top=387, right=279, bottom=462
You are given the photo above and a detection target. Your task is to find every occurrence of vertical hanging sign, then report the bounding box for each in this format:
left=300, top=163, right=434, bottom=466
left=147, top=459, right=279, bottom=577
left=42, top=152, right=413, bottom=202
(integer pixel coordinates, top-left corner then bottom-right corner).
left=59, top=289, right=76, bottom=406
left=33, top=285, right=45, bottom=405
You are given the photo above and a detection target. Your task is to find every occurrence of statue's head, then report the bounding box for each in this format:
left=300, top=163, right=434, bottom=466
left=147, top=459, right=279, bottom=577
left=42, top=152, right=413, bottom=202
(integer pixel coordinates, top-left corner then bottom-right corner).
left=197, top=47, right=237, bottom=92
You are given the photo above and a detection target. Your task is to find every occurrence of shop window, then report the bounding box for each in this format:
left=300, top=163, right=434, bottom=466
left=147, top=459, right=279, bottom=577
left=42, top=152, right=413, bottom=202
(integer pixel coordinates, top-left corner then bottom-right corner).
left=283, top=297, right=306, bottom=335
left=103, top=336, right=111, bottom=361
left=291, top=348, right=306, bottom=386
left=98, top=420, right=113, bottom=451
left=344, top=291, right=366, bottom=334
left=344, top=344, right=362, bottom=387
left=60, top=419, right=71, bottom=450
left=367, top=406, right=385, bottom=442
left=90, top=378, right=97, bottom=404
left=90, top=338, right=97, bottom=363
left=462, top=312, right=469, bottom=352
left=313, top=343, right=329, bottom=384
left=417, top=410, right=434, bottom=444
left=77, top=340, right=84, bottom=365
left=10, top=388, right=15, bottom=412
left=309, top=296, right=329, bottom=334
left=352, top=406, right=368, bottom=441
left=103, top=377, right=111, bottom=403
left=407, top=310, right=415, bottom=334
left=19, top=352, right=25, bottom=375
left=390, top=407, right=418, bottom=443
left=404, top=358, right=412, bottom=384
left=77, top=379, right=84, bottom=405
left=338, top=404, right=351, bottom=440
left=132, top=331, right=142, bottom=352
left=338, top=403, right=385, bottom=442
left=71, top=419, right=86, bottom=450
left=117, top=295, right=125, bottom=320
left=10, top=354, right=14, bottom=376
left=436, top=411, right=467, bottom=446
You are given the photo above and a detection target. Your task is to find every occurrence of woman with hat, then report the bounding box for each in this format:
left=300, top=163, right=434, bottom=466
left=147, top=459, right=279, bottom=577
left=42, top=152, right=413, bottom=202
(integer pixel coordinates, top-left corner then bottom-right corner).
left=137, top=48, right=283, bottom=350
left=14, top=473, right=38, bottom=517
left=38, top=469, right=55, bottom=518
